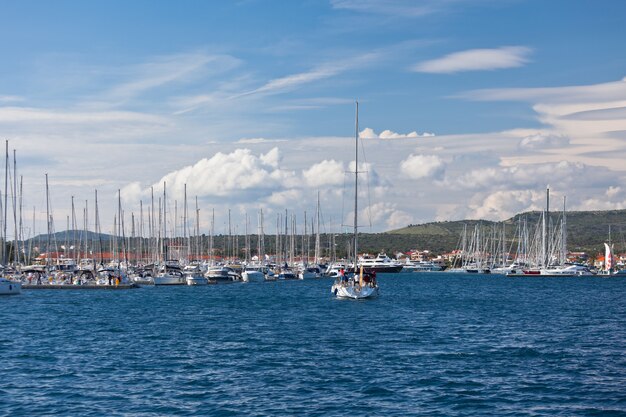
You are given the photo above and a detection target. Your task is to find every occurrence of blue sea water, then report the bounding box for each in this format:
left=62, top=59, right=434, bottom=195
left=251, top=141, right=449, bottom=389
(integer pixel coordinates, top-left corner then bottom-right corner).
left=1, top=274, right=625, bottom=416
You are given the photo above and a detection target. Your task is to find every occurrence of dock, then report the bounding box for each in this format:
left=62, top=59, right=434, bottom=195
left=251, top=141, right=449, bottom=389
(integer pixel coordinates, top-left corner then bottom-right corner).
left=23, top=284, right=139, bottom=290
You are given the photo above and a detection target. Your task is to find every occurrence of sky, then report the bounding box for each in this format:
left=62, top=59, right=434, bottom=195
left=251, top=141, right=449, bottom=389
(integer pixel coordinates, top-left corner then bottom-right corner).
left=1, top=0, right=625, bottom=239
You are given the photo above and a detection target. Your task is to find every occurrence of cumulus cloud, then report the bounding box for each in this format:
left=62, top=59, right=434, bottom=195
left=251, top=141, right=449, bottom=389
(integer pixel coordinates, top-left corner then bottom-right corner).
left=360, top=127, right=434, bottom=139
left=140, top=148, right=295, bottom=201
left=303, top=159, right=344, bottom=187
left=518, top=133, right=569, bottom=150
left=606, top=186, right=621, bottom=198
left=413, top=46, right=532, bottom=74
left=359, top=202, right=414, bottom=230
left=452, top=160, right=615, bottom=192
left=400, top=154, right=445, bottom=180
left=464, top=190, right=543, bottom=221
left=265, top=189, right=303, bottom=206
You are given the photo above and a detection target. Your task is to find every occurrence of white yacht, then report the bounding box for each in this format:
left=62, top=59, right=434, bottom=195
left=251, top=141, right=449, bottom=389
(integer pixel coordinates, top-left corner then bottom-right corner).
left=401, top=260, right=443, bottom=272
left=358, top=253, right=403, bottom=273
left=241, top=265, right=266, bottom=283
left=205, top=265, right=240, bottom=283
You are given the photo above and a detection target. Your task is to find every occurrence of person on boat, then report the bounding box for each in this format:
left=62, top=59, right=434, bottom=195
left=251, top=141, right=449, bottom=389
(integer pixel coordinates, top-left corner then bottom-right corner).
left=339, top=268, right=346, bottom=283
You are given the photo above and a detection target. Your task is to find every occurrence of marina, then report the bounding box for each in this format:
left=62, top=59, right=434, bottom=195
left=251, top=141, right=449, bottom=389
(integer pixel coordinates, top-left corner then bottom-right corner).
left=3, top=272, right=625, bottom=416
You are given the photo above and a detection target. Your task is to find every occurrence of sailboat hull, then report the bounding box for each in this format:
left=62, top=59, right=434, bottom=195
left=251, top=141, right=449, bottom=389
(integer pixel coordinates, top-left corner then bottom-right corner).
left=0, top=279, right=21, bottom=295
left=332, top=283, right=378, bottom=299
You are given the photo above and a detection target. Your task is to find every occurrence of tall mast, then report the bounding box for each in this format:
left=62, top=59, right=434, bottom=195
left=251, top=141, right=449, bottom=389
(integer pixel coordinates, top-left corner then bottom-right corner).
left=315, top=191, right=321, bottom=264
left=163, top=182, right=167, bottom=261
left=210, top=208, right=214, bottom=265
left=353, top=101, right=359, bottom=271
left=561, top=195, right=567, bottom=265
left=12, top=149, right=18, bottom=265
left=45, top=173, right=50, bottom=271
left=194, top=196, right=200, bottom=260
left=3, top=140, right=8, bottom=266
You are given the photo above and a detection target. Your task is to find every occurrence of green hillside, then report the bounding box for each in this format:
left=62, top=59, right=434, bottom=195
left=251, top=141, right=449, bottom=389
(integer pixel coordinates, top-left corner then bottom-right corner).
left=385, top=209, right=626, bottom=255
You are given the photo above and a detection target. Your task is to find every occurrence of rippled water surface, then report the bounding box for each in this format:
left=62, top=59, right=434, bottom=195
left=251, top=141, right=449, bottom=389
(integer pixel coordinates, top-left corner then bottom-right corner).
left=2, top=274, right=625, bottom=416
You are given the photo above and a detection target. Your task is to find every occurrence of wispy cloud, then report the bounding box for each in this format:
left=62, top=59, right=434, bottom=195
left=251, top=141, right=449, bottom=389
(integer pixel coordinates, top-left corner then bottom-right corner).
left=330, top=0, right=439, bottom=17
left=0, top=106, right=166, bottom=125
left=456, top=77, right=626, bottom=103
left=236, top=52, right=379, bottom=98
left=0, top=95, right=24, bottom=103
left=106, top=52, right=241, bottom=102
left=413, top=46, right=532, bottom=74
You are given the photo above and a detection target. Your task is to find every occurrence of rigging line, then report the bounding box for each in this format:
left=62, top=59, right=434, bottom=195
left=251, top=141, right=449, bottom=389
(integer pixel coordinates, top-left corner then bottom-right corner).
left=358, top=127, right=373, bottom=229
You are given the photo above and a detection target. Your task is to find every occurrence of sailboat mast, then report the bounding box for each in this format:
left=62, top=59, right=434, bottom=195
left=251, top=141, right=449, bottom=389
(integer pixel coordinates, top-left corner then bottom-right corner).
left=353, top=101, right=359, bottom=272
left=45, top=173, right=50, bottom=271
left=3, top=140, right=8, bottom=266
left=561, top=196, right=567, bottom=265
left=163, top=182, right=167, bottom=261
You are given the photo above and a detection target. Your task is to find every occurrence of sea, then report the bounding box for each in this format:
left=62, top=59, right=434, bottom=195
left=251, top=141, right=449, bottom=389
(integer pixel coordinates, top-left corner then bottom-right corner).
left=1, top=273, right=625, bottom=416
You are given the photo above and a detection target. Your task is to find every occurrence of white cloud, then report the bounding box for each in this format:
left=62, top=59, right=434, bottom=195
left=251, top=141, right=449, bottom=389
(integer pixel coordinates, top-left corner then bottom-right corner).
left=518, top=133, right=569, bottom=150
left=452, top=160, right=616, bottom=192
left=140, top=148, right=295, bottom=201
left=260, top=147, right=281, bottom=168
left=360, top=202, right=414, bottom=230
left=0, top=107, right=166, bottom=125
left=236, top=138, right=288, bottom=144
left=303, top=159, right=344, bottom=187
left=606, top=186, right=621, bottom=198
left=400, top=154, right=445, bottom=179
left=464, top=190, right=542, bottom=221
left=238, top=52, right=379, bottom=97
left=265, top=189, right=303, bottom=206
left=0, top=95, right=24, bottom=103
left=330, top=0, right=439, bottom=17
left=107, top=52, right=240, bottom=101
left=457, top=77, right=626, bottom=104
left=360, top=127, right=435, bottom=139
left=413, top=46, right=532, bottom=74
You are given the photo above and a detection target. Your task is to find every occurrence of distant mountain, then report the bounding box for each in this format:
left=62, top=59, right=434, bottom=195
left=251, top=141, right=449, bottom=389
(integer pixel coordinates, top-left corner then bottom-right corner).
left=28, top=230, right=113, bottom=244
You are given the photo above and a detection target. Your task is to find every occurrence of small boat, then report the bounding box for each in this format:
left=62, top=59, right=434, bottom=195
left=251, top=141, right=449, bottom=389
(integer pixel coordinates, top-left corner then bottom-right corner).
left=0, top=277, right=21, bottom=295
left=186, top=275, right=208, bottom=285
left=277, top=266, right=298, bottom=280
left=241, top=265, right=266, bottom=283
left=184, top=264, right=208, bottom=285
left=331, top=267, right=379, bottom=299
left=154, top=263, right=186, bottom=285
left=205, top=265, right=240, bottom=283
left=298, top=265, right=322, bottom=279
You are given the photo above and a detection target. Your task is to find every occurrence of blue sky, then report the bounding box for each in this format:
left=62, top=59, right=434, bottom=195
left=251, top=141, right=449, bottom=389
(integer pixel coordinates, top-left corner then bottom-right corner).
left=1, top=0, right=626, bottom=238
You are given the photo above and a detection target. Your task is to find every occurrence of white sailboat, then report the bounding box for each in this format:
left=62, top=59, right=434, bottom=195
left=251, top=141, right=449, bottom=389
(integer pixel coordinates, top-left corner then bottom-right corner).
left=331, top=102, right=379, bottom=299
left=0, top=277, right=21, bottom=295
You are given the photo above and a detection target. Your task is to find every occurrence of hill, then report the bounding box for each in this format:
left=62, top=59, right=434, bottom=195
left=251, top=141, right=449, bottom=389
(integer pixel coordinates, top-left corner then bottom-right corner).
left=385, top=209, right=626, bottom=255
